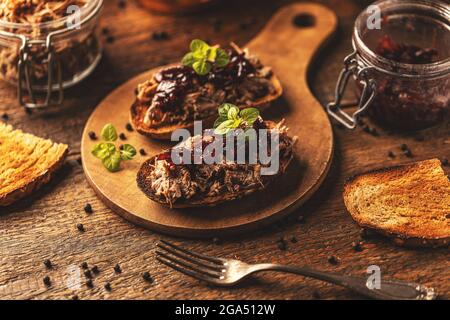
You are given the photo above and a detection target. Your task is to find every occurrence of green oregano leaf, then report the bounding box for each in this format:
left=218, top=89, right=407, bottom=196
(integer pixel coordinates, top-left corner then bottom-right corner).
left=92, top=142, right=116, bottom=160
left=182, top=39, right=229, bottom=75
left=240, top=108, right=260, bottom=126
left=102, top=150, right=122, bottom=172
left=101, top=123, right=118, bottom=142
left=213, top=104, right=260, bottom=135
left=120, top=144, right=137, bottom=161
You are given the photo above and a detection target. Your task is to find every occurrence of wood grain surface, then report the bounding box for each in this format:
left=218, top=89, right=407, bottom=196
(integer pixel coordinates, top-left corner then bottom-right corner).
left=81, top=3, right=335, bottom=238
left=0, top=0, right=449, bottom=300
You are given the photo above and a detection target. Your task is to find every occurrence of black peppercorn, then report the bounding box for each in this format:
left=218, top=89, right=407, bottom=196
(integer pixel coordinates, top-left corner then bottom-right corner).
left=1, top=113, right=8, bottom=121
left=118, top=0, right=126, bottom=9
left=352, top=241, right=364, bottom=252
left=139, top=148, right=147, bottom=156
left=290, top=236, right=298, bottom=243
left=327, top=255, right=339, bottom=265
left=119, top=133, right=126, bottom=140
left=297, top=215, right=305, bottom=224
left=88, top=131, right=97, bottom=140
left=106, top=35, right=115, bottom=44
left=84, top=203, right=93, bottom=214
left=81, top=262, right=88, bottom=269
left=441, top=158, right=449, bottom=166
left=104, top=282, right=112, bottom=291
left=125, top=123, right=133, bottom=132
left=401, top=144, right=408, bottom=151
left=142, top=272, right=153, bottom=283
left=77, top=223, right=85, bottom=232
left=86, top=279, right=93, bottom=288
left=277, top=237, right=287, bottom=251
left=43, top=259, right=53, bottom=269
left=91, top=266, right=100, bottom=275
left=387, top=151, right=395, bottom=158
left=212, top=237, right=221, bottom=245
left=114, top=264, right=122, bottom=274
left=84, top=270, right=92, bottom=279
left=403, top=149, right=413, bottom=158
left=43, top=276, right=51, bottom=287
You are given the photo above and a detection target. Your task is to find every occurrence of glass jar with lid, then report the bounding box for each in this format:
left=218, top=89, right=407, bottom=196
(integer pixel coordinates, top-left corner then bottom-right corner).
left=327, top=0, right=449, bottom=131
left=0, top=0, right=103, bottom=109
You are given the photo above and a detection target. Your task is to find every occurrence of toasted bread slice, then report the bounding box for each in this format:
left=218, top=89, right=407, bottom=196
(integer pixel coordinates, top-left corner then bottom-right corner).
left=130, top=45, right=283, bottom=140
left=343, top=159, right=450, bottom=247
left=0, top=122, right=68, bottom=206
left=137, top=121, right=296, bottom=208
left=130, top=76, right=282, bottom=140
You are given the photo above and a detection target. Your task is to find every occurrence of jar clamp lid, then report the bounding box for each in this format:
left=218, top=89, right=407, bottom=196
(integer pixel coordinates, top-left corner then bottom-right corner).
left=327, top=0, right=450, bottom=130
left=0, top=0, right=103, bottom=109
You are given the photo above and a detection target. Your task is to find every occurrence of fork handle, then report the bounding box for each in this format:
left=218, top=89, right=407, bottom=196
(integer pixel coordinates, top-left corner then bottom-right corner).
left=248, top=264, right=436, bottom=300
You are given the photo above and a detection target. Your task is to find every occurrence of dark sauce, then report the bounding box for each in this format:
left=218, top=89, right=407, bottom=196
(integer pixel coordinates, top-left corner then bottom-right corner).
left=364, top=35, right=447, bottom=130
left=376, top=35, right=438, bottom=64
left=151, top=48, right=256, bottom=113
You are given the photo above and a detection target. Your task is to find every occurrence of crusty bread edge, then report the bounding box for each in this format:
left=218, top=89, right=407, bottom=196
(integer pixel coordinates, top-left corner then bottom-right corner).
left=137, top=121, right=295, bottom=208
left=130, top=66, right=283, bottom=140
left=0, top=145, right=69, bottom=207
left=343, top=159, right=450, bottom=248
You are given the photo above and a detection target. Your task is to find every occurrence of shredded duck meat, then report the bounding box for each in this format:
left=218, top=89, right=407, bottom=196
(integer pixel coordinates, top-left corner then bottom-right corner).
left=145, top=121, right=296, bottom=206
left=137, top=46, right=276, bottom=128
left=0, top=0, right=88, bottom=24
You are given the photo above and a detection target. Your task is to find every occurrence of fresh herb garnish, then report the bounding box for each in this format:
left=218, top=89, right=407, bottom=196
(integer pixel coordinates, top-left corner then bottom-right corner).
left=213, top=103, right=260, bottom=135
left=182, top=39, right=230, bottom=76
left=91, top=124, right=137, bottom=172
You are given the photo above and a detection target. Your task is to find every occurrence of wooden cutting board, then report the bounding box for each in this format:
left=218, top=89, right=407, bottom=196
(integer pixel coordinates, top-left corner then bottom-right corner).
left=81, top=3, right=337, bottom=238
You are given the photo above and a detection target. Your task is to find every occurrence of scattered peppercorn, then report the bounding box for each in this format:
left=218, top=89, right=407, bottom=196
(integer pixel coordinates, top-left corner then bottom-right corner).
left=77, top=223, right=85, bottom=232
left=327, top=255, right=339, bottom=265
left=88, top=131, right=97, bottom=140
left=81, top=262, right=88, bottom=269
left=43, top=276, right=51, bottom=287
left=114, top=264, right=122, bottom=274
left=352, top=241, right=364, bottom=252
left=212, top=237, right=221, bottom=245
left=125, top=123, right=133, bottom=132
left=277, top=237, right=287, bottom=251
left=152, top=31, right=169, bottom=41
left=142, top=272, right=153, bottom=283
left=44, top=259, right=53, bottom=269
left=400, top=144, right=408, bottom=151
left=403, top=149, right=413, bottom=158
left=84, top=270, right=92, bottom=279
left=86, top=279, right=94, bottom=288
left=119, top=133, right=126, bottom=140
left=387, top=151, right=395, bottom=158
left=104, top=282, right=112, bottom=291
left=297, top=215, right=305, bottom=224
left=84, top=203, right=93, bottom=214
left=290, top=236, right=298, bottom=243
left=1, top=113, right=8, bottom=121
left=106, top=35, right=115, bottom=44
left=441, top=158, right=449, bottom=166
left=102, top=27, right=110, bottom=35
left=91, top=266, right=100, bottom=275
left=118, top=0, right=126, bottom=9
left=139, top=148, right=147, bottom=156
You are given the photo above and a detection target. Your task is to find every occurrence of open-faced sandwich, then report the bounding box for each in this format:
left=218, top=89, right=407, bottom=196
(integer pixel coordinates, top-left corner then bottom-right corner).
left=137, top=104, right=296, bottom=208
left=130, top=39, right=282, bottom=140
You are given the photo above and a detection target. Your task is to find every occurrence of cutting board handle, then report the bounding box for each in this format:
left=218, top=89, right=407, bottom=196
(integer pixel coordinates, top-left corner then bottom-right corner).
left=248, top=3, right=338, bottom=87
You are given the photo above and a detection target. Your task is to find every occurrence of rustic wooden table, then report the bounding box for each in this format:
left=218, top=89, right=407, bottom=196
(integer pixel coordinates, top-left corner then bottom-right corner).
left=0, top=0, right=448, bottom=300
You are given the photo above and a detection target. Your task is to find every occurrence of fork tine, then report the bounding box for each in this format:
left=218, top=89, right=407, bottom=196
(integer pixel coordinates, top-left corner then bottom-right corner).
left=156, top=250, right=223, bottom=279
left=158, top=241, right=225, bottom=272
left=159, top=240, right=224, bottom=265
left=157, top=255, right=221, bottom=285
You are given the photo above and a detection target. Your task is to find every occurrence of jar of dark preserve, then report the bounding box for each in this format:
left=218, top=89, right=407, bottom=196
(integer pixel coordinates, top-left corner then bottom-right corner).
left=327, top=0, right=450, bottom=131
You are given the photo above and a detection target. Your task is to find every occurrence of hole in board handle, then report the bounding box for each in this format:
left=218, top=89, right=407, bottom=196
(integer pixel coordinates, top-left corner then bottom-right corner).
left=292, top=13, right=316, bottom=28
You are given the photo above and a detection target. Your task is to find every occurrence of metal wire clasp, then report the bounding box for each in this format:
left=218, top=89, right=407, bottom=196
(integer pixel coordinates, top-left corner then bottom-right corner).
left=326, top=51, right=377, bottom=129
left=17, top=31, right=63, bottom=109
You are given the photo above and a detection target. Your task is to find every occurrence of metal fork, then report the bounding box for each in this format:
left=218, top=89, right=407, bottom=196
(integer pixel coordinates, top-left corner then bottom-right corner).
left=156, top=240, right=436, bottom=300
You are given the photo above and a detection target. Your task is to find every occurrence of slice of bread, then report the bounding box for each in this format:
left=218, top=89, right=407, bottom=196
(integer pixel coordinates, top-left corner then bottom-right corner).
left=0, top=122, right=68, bottom=206
left=343, top=159, right=450, bottom=247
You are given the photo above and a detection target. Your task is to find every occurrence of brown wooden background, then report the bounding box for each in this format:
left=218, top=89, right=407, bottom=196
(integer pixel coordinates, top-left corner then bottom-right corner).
left=0, top=0, right=448, bottom=300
